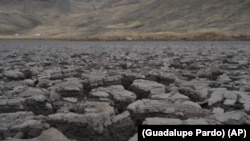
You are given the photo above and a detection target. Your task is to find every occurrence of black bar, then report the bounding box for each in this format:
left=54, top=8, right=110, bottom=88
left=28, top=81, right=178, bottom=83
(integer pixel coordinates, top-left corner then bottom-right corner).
left=138, top=125, right=250, bottom=141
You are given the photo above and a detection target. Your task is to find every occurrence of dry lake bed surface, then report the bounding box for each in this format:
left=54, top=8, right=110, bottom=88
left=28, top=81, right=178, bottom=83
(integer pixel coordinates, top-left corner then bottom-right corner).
left=0, top=40, right=250, bottom=141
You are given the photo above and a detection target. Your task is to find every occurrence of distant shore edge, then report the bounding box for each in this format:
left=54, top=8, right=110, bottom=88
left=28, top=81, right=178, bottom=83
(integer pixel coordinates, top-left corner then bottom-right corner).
left=0, top=32, right=249, bottom=41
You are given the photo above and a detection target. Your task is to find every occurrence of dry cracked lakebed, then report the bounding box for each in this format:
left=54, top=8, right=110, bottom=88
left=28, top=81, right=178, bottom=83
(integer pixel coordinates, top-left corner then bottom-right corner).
left=0, top=40, right=250, bottom=141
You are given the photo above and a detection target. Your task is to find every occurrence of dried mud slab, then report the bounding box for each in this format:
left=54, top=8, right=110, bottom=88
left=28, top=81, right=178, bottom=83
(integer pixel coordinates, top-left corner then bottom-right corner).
left=0, top=40, right=249, bottom=141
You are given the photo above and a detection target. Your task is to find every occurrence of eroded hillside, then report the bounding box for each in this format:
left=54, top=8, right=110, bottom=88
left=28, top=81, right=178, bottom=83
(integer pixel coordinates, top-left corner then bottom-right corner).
left=0, top=0, right=249, bottom=39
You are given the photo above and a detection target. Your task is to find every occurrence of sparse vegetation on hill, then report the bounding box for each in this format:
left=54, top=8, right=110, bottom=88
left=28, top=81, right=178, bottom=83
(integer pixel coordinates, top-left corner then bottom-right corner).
left=0, top=0, right=249, bottom=40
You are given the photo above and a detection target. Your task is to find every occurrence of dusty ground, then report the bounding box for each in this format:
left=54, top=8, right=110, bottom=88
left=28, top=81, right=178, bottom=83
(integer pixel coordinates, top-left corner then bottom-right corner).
left=0, top=40, right=250, bottom=141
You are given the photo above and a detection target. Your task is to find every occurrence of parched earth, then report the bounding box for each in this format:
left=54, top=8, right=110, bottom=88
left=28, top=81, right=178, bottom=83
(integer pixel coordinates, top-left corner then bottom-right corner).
left=0, top=40, right=250, bottom=141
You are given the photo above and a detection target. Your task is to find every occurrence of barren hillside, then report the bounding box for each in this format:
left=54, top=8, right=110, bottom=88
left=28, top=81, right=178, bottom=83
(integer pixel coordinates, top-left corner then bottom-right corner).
left=0, top=0, right=249, bottom=40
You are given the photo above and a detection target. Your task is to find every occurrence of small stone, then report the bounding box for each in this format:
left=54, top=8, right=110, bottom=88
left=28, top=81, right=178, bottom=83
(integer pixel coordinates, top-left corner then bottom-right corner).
left=143, top=117, right=182, bottom=125
left=46, top=103, right=53, bottom=110
left=63, top=97, right=78, bottom=103
left=130, top=79, right=165, bottom=99
left=212, top=107, right=225, bottom=115
left=89, top=85, right=136, bottom=113
left=127, top=99, right=203, bottom=121
left=223, top=91, right=237, bottom=100
left=208, top=90, right=224, bottom=106
left=49, top=102, right=115, bottom=140
left=55, top=79, right=83, bottom=97
left=184, top=118, right=209, bottom=125
left=223, top=99, right=236, bottom=106
left=23, top=79, right=34, bottom=87
left=199, top=88, right=209, bottom=99
left=4, top=70, right=24, bottom=80
left=89, top=90, right=109, bottom=98
left=212, top=111, right=249, bottom=125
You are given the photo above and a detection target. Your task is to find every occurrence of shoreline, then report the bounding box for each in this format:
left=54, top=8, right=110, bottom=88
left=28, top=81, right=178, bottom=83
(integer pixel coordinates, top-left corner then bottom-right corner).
left=0, top=32, right=249, bottom=41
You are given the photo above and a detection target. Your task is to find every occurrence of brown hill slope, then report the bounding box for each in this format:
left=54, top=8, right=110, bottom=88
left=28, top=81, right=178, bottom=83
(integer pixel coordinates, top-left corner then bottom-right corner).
left=0, top=0, right=249, bottom=40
